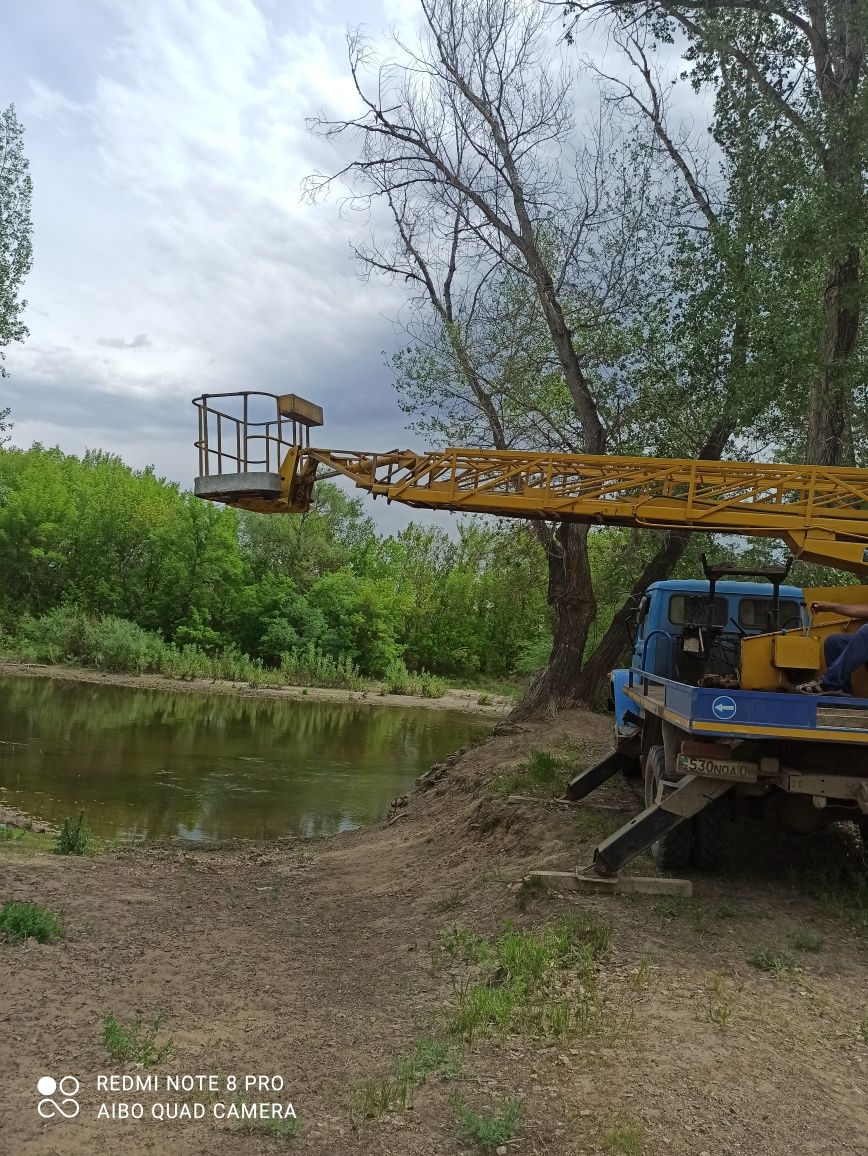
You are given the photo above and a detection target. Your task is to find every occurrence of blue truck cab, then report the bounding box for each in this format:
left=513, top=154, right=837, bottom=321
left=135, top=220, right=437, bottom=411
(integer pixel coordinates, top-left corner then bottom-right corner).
left=612, top=579, right=805, bottom=737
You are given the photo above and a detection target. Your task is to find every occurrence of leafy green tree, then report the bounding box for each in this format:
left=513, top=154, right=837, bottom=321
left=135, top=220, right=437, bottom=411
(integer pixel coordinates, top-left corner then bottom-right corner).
left=567, top=1, right=868, bottom=466
left=237, top=483, right=376, bottom=587
left=0, top=105, right=33, bottom=374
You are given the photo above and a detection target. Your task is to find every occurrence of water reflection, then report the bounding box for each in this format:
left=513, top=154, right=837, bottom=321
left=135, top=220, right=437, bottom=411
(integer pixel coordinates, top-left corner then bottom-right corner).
left=0, top=677, right=487, bottom=842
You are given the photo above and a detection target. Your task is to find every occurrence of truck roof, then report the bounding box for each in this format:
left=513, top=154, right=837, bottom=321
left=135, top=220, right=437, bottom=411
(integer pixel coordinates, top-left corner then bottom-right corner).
left=646, top=579, right=804, bottom=599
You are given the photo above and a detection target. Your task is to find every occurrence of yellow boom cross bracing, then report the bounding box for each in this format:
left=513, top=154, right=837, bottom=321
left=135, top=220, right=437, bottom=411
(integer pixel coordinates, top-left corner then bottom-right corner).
left=192, top=392, right=868, bottom=573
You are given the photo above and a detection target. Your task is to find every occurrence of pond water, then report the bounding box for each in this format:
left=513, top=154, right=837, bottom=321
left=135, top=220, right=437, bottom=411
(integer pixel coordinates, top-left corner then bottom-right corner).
left=0, top=676, right=488, bottom=843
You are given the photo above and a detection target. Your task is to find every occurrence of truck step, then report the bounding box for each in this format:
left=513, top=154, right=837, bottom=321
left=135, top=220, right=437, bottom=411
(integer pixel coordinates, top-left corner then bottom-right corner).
left=565, top=735, right=640, bottom=801
left=592, top=774, right=735, bottom=876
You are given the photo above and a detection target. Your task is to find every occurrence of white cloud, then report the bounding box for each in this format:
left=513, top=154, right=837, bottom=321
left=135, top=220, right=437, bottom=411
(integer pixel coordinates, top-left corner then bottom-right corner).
left=8, top=0, right=410, bottom=496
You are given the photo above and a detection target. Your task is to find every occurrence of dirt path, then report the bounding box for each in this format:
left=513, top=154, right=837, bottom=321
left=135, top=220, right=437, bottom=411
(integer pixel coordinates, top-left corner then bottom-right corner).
left=0, top=660, right=512, bottom=717
left=2, top=711, right=868, bottom=1155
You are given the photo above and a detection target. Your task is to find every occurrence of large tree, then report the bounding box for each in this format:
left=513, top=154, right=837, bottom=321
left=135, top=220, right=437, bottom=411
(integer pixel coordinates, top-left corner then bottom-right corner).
left=308, top=0, right=798, bottom=715
left=0, top=105, right=33, bottom=378
left=307, top=0, right=728, bottom=715
left=564, top=0, right=868, bottom=466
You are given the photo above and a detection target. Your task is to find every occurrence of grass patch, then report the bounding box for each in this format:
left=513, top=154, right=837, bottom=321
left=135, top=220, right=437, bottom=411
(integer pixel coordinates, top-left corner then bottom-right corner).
left=602, top=1120, right=646, bottom=1156
left=103, top=1013, right=174, bottom=1067
left=0, top=900, right=62, bottom=943
left=382, top=660, right=448, bottom=698
left=0, top=826, right=57, bottom=854
left=55, top=810, right=90, bottom=856
left=789, top=853, right=868, bottom=937
left=748, top=946, right=801, bottom=977
left=476, top=693, right=493, bottom=706
left=706, top=973, right=732, bottom=1028
left=858, top=1016, right=868, bottom=1045
left=445, top=913, right=621, bottom=1043
left=491, top=750, right=571, bottom=798
left=440, top=924, right=493, bottom=964
left=789, top=927, right=825, bottom=952
left=574, top=807, right=618, bottom=842
left=653, top=897, right=737, bottom=935
left=351, top=1036, right=458, bottom=1120
left=238, top=1109, right=301, bottom=1140
left=453, top=1095, right=525, bottom=1150
left=434, top=892, right=465, bottom=914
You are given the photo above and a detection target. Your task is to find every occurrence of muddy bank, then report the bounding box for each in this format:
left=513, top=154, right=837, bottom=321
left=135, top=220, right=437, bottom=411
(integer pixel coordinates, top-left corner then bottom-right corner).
left=0, top=659, right=512, bottom=716
left=3, top=709, right=868, bottom=1155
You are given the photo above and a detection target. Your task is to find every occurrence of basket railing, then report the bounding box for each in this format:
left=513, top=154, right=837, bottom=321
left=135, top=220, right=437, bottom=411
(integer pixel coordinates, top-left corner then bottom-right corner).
left=193, top=392, right=312, bottom=477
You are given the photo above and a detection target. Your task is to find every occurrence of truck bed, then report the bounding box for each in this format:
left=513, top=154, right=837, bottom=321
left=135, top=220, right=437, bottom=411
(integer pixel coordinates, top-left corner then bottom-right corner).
left=625, top=670, right=868, bottom=746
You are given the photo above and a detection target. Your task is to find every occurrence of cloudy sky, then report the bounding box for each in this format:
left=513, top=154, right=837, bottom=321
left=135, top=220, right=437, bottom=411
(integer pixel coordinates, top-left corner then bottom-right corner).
left=0, top=0, right=438, bottom=525
left=0, top=0, right=698, bottom=531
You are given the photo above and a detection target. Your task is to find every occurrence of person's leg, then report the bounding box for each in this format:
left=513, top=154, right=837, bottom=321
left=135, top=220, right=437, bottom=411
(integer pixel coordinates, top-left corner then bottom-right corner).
left=823, top=626, right=868, bottom=693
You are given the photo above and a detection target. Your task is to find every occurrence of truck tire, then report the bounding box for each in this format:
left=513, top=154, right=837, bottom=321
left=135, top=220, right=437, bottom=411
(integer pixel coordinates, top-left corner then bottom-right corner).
left=644, top=744, right=693, bottom=870
left=690, top=797, right=730, bottom=870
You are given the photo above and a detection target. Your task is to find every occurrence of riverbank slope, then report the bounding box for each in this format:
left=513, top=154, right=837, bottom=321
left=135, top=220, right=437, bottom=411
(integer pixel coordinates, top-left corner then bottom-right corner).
left=2, top=710, right=867, bottom=1155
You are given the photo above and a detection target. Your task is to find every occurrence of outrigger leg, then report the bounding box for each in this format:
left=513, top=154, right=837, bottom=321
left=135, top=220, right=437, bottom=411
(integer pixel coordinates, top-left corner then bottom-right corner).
left=565, top=733, right=640, bottom=801
left=591, top=775, right=735, bottom=876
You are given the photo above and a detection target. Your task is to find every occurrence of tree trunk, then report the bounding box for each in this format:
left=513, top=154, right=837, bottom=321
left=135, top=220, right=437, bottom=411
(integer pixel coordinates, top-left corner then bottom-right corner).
left=509, top=421, right=734, bottom=720
left=570, top=529, right=689, bottom=708
left=509, top=522, right=596, bottom=721
left=805, top=244, right=860, bottom=466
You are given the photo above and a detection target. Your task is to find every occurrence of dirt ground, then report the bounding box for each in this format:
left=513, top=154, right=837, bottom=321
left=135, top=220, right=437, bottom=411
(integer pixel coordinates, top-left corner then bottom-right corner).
left=2, top=708, right=868, bottom=1155
left=0, top=660, right=513, bottom=717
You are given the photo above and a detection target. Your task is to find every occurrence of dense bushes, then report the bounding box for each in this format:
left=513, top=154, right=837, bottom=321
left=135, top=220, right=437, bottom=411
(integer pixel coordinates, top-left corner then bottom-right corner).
left=0, top=443, right=553, bottom=684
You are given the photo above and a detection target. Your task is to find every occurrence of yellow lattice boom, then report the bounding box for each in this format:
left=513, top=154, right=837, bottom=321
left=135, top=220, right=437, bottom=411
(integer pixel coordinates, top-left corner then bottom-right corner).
left=192, top=392, right=868, bottom=573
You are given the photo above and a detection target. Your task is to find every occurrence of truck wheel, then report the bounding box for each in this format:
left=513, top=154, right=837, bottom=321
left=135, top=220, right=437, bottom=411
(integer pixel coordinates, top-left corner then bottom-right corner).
left=644, top=745, right=693, bottom=870
left=691, top=798, right=730, bottom=870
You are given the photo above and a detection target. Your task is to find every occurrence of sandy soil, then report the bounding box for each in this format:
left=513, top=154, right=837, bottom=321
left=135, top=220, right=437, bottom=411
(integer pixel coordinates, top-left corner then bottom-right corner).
left=2, top=710, right=868, bottom=1155
left=0, top=660, right=512, bottom=717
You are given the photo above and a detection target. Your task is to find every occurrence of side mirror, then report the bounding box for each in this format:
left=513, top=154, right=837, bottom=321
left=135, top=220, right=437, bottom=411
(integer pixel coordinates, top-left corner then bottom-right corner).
left=627, top=594, right=651, bottom=647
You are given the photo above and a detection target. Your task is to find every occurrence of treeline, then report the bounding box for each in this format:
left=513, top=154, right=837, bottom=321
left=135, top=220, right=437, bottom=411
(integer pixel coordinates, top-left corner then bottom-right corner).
left=0, top=444, right=552, bottom=686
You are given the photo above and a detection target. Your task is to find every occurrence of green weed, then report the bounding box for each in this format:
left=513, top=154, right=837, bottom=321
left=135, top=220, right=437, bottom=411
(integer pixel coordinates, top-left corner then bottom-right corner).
left=279, top=643, right=367, bottom=691
left=447, top=913, right=614, bottom=1042
left=477, top=693, right=492, bottom=706
left=789, top=928, right=825, bottom=952
left=452, top=1094, right=525, bottom=1149
left=574, top=807, right=617, bottom=842
left=858, top=1016, right=868, bottom=1045
left=0, top=900, right=62, bottom=943
left=440, top=924, right=493, bottom=964
left=748, top=946, right=801, bottom=977
left=0, top=827, right=56, bottom=853
left=103, top=1013, right=174, bottom=1067
left=55, top=810, right=90, bottom=856
left=235, top=1102, right=301, bottom=1140
left=491, top=750, right=569, bottom=798
left=632, top=955, right=653, bottom=989
left=790, top=856, right=868, bottom=937
left=602, top=1120, right=646, bottom=1156
left=381, top=659, right=447, bottom=698
left=434, top=892, right=465, bottom=914
left=352, top=1036, right=458, bottom=1120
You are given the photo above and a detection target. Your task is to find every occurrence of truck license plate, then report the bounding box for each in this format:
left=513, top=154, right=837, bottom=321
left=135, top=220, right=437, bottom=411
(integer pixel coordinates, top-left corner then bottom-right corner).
left=676, top=754, right=758, bottom=783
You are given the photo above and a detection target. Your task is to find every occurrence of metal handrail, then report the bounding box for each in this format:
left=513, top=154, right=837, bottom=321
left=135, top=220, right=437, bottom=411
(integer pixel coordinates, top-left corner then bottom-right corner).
left=192, top=392, right=308, bottom=477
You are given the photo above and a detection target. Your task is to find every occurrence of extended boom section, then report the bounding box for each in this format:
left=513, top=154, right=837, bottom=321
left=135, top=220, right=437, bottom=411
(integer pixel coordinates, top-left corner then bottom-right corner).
left=194, top=391, right=868, bottom=572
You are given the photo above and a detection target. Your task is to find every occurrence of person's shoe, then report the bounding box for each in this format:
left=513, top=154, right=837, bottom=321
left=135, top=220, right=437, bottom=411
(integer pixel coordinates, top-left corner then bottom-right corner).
left=796, top=678, right=844, bottom=695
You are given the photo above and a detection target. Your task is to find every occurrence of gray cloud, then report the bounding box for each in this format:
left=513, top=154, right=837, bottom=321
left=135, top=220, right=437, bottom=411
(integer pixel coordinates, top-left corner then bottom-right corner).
left=96, top=333, right=152, bottom=349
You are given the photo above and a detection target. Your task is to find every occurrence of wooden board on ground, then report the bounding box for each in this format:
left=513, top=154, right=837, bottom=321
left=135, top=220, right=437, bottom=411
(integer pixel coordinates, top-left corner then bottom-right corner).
left=524, top=869, right=693, bottom=898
